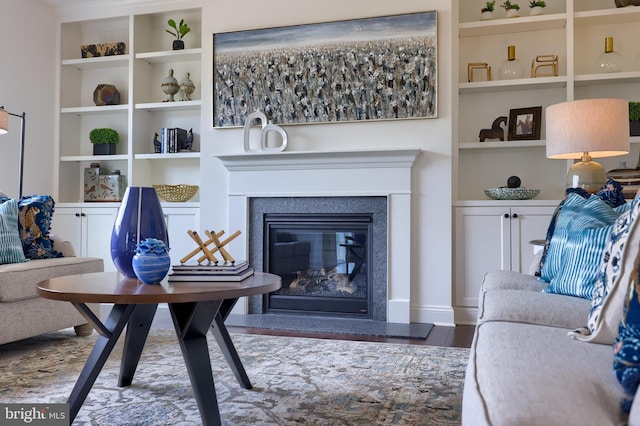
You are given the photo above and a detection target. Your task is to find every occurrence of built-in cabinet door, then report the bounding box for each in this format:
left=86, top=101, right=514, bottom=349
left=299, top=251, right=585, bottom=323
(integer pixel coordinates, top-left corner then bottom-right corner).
left=455, top=205, right=555, bottom=309
left=50, top=207, right=83, bottom=256
left=162, top=206, right=200, bottom=266
left=51, top=206, right=118, bottom=271
left=455, top=206, right=510, bottom=308
left=510, top=206, right=556, bottom=274
left=82, top=208, right=118, bottom=272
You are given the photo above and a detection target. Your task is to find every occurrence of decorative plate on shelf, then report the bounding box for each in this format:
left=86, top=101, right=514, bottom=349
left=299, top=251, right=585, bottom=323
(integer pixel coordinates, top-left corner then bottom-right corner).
left=484, top=187, right=540, bottom=200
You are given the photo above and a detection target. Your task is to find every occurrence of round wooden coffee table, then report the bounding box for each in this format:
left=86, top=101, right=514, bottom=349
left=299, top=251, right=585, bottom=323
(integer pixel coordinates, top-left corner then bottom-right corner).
left=37, top=271, right=281, bottom=426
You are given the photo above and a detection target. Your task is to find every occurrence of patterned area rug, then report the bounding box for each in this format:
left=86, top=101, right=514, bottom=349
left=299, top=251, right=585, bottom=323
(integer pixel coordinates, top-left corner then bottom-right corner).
left=0, top=329, right=469, bottom=425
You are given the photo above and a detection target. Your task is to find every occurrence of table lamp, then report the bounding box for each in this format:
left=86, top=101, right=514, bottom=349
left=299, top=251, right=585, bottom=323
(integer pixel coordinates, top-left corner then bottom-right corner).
left=546, top=98, right=630, bottom=193
left=0, top=107, right=26, bottom=198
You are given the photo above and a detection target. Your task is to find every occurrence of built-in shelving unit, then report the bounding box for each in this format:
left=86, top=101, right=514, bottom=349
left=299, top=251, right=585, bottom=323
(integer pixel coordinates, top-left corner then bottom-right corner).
left=455, top=0, right=640, bottom=203
left=56, top=7, right=203, bottom=204
left=454, top=0, right=640, bottom=321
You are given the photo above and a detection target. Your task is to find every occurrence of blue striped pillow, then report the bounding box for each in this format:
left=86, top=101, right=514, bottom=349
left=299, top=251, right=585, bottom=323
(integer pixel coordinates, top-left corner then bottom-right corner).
left=545, top=224, right=613, bottom=299
left=540, top=193, right=596, bottom=282
left=0, top=199, right=28, bottom=265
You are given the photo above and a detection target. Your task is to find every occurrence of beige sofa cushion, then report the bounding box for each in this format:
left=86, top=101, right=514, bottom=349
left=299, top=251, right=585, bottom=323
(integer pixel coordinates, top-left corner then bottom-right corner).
left=462, top=321, right=627, bottom=426
left=0, top=257, right=104, bottom=302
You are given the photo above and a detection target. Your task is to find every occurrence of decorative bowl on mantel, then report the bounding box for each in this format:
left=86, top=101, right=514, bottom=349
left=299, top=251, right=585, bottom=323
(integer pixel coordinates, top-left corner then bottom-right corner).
left=484, top=187, right=540, bottom=200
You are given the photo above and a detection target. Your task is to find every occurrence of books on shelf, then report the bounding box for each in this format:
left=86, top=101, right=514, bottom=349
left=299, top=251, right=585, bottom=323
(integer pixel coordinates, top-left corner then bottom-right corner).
left=168, top=260, right=253, bottom=282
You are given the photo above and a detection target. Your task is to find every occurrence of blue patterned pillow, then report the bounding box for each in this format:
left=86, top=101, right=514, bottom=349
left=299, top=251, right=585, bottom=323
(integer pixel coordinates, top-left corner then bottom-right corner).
left=0, top=199, right=28, bottom=265
left=545, top=224, right=613, bottom=299
left=16, top=195, right=60, bottom=259
left=614, top=261, right=640, bottom=412
left=597, top=179, right=627, bottom=208
left=540, top=194, right=590, bottom=282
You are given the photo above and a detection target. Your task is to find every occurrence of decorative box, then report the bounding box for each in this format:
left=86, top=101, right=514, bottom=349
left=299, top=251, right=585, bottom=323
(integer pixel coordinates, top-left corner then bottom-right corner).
left=81, top=42, right=126, bottom=58
left=84, top=163, right=127, bottom=202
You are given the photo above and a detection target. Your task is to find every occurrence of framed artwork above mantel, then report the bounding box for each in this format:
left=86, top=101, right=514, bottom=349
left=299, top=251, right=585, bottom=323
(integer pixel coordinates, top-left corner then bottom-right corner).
left=213, top=11, right=437, bottom=128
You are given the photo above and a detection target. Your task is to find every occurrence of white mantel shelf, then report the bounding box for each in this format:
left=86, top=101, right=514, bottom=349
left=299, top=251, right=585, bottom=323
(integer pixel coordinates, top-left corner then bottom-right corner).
left=215, top=148, right=422, bottom=171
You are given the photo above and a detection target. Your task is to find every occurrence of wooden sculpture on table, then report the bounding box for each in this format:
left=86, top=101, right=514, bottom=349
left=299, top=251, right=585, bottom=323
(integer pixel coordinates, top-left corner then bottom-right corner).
left=179, top=229, right=241, bottom=265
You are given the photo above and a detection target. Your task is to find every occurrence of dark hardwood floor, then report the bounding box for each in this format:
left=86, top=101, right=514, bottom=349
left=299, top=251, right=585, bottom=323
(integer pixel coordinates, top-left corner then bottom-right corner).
left=227, top=324, right=476, bottom=348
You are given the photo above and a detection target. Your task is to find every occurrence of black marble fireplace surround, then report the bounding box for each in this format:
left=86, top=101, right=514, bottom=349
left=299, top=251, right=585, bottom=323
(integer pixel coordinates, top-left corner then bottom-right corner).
left=248, top=196, right=387, bottom=321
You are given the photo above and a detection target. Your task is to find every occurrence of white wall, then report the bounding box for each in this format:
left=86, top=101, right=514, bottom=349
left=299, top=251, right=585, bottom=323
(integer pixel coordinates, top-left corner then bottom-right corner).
left=0, top=0, right=57, bottom=198
left=200, top=0, right=454, bottom=325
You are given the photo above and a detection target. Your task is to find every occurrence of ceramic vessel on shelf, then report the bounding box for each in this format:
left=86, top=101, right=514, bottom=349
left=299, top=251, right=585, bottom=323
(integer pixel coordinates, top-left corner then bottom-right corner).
left=180, top=72, right=195, bottom=101
left=530, top=6, right=544, bottom=15
left=506, top=9, right=519, bottom=17
left=596, top=37, right=623, bottom=73
left=161, top=68, right=180, bottom=102
left=498, top=45, right=525, bottom=80
left=484, top=187, right=540, bottom=200
left=480, top=11, right=494, bottom=20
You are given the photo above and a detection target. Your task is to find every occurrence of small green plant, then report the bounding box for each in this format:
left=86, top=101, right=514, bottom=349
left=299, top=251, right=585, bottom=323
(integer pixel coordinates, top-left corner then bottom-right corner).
left=629, top=102, right=640, bottom=122
left=501, top=0, right=521, bottom=10
left=166, top=19, right=190, bottom=41
left=529, top=1, right=546, bottom=7
left=482, top=1, right=496, bottom=12
left=89, top=128, right=119, bottom=145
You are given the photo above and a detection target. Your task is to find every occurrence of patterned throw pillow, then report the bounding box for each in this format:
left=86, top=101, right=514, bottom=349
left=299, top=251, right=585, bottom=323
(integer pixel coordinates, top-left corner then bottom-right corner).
left=541, top=194, right=619, bottom=283
left=16, top=195, right=61, bottom=259
left=0, top=199, right=28, bottom=265
left=613, top=260, right=640, bottom=413
left=536, top=181, right=626, bottom=276
left=545, top=223, right=613, bottom=299
left=569, top=197, right=640, bottom=344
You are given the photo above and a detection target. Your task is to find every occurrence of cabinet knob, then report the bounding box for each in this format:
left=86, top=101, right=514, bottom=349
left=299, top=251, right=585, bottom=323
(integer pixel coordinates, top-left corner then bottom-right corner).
left=75, top=213, right=81, bottom=217
left=81, top=213, right=86, bottom=217
left=504, top=213, right=509, bottom=218
left=512, top=213, right=518, bottom=218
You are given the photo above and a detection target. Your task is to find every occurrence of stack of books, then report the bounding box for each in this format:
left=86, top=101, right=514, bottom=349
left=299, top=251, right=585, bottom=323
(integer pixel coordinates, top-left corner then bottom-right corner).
left=168, top=260, right=254, bottom=282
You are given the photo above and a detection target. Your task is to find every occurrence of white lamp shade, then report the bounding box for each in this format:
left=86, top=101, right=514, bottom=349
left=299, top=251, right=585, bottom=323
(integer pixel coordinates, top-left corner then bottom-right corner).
left=0, top=109, right=8, bottom=135
left=546, top=98, right=630, bottom=159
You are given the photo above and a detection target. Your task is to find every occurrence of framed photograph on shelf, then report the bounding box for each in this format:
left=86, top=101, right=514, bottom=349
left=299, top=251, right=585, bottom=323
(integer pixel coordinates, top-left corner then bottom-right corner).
left=508, top=106, right=542, bottom=141
left=213, top=11, right=437, bottom=128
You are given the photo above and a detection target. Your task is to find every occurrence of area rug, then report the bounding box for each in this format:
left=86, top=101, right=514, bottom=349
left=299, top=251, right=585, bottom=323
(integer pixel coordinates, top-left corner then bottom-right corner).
left=0, top=329, right=469, bottom=425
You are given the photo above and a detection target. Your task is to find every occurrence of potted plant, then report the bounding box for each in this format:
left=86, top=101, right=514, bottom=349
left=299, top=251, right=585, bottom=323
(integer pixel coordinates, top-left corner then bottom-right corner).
left=481, top=1, right=496, bottom=20
left=166, top=18, right=191, bottom=50
left=630, top=102, right=640, bottom=136
left=501, top=0, right=521, bottom=17
left=90, top=128, right=119, bottom=155
left=529, top=1, right=546, bottom=15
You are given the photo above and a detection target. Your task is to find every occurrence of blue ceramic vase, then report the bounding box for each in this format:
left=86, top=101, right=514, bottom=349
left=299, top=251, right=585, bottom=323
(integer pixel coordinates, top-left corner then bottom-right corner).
left=132, top=252, right=171, bottom=284
left=110, top=187, right=169, bottom=278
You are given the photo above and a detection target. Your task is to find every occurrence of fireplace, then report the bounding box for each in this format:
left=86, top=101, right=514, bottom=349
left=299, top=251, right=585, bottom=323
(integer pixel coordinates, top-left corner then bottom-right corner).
left=264, top=213, right=373, bottom=317
left=218, top=148, right=420, bottom=323
left=249, top=196, right=387, bottom=321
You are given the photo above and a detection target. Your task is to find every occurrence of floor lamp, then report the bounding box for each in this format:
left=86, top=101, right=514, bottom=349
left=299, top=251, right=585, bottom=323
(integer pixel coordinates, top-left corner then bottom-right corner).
left=0, top=107, right=26, bottom=198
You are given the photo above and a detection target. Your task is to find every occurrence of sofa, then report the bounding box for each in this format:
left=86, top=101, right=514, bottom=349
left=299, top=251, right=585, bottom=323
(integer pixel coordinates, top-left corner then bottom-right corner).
left=0, top=195, right=104, bottom=345
left=462, top=190, right=640, bottom=425
left=0, top=233, right=104, bottom=345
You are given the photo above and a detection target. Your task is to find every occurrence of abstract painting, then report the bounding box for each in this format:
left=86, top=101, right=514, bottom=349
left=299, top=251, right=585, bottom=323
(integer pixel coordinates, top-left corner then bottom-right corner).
left=213, top=11, right=437, bottom=127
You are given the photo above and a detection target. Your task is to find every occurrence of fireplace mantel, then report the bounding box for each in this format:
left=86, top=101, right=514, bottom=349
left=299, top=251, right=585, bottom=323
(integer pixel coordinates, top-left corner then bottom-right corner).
left=217, top=147, right=421, bottom=324
left=216, top=148, right=421, bottom=172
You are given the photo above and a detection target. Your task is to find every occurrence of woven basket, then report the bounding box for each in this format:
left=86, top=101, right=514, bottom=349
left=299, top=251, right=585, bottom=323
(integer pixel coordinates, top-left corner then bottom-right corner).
left=153, top=184, right=199, bottom=202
